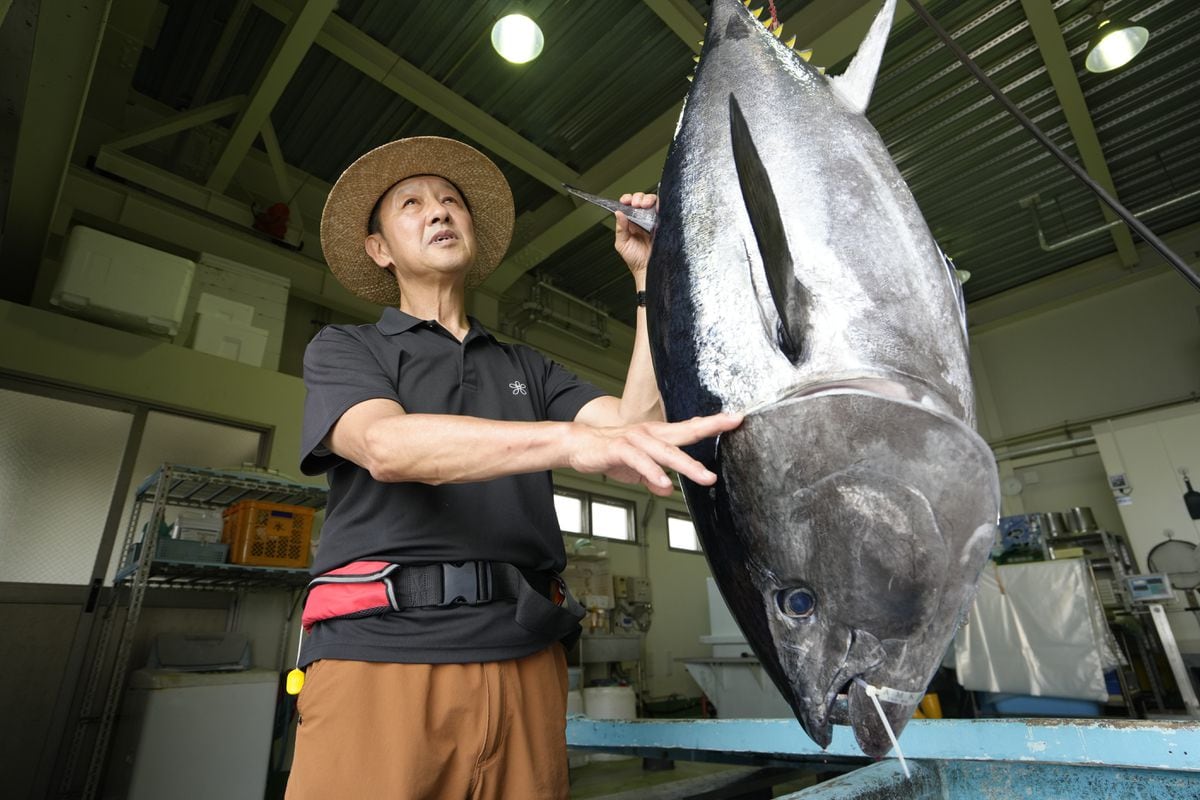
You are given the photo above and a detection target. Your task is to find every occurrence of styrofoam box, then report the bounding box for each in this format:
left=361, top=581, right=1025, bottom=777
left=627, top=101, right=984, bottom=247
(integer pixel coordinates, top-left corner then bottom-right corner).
left=191, top=313, right=269, bottom=367
left=51, top=226, right=195, bottom=336
left=196, top=292, right=255, bottom=325
left=194, top=253, right=289, bottom=370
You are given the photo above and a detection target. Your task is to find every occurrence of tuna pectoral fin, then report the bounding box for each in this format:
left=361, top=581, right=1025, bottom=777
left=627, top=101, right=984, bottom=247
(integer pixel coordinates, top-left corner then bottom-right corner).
left=562, top=184, right=657, bottom=234
left=728, top=94, right=808, bottom=363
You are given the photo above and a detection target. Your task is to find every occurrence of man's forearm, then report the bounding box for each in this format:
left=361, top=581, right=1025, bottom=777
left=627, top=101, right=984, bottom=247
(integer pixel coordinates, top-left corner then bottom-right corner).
left=362, top=413, right=578, bottom=484
left=617, top=296, right=665, bottom=424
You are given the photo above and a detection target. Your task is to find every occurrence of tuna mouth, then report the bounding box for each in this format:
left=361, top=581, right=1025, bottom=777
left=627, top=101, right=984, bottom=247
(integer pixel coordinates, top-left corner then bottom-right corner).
left=760, top=374, right=957, bottom=419
left=428, top=229, right=458, bottom=244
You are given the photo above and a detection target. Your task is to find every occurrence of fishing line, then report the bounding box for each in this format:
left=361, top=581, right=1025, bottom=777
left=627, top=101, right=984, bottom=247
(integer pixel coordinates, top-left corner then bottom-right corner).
left=853, top=677, right=911, bottom=778
left=903, top=0, right=1200, bottom=293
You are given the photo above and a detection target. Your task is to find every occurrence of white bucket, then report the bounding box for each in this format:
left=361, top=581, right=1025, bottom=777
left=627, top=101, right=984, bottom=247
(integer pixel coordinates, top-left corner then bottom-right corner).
left=581, top=686, right=636, bottom=762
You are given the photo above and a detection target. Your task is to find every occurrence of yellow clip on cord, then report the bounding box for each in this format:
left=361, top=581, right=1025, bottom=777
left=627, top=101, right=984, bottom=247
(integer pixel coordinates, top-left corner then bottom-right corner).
left=286, top=625, right=306, bottom=695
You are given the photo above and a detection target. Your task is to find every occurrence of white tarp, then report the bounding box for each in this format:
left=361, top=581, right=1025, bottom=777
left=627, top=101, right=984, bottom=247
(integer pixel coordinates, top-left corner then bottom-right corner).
left=955, top=559, right=1123, bottom=701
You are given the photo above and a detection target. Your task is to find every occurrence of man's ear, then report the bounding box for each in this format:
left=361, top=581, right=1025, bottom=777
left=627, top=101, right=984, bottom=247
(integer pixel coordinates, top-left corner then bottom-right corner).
left=364, top=233, right=393, bottom=270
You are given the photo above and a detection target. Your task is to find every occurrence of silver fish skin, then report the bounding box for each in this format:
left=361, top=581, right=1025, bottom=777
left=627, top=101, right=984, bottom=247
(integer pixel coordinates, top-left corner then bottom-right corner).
left=644, top=0, right=1000, bottom=757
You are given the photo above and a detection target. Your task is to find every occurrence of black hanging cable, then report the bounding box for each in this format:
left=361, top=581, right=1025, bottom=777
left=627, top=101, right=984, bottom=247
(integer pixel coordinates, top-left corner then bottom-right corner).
left=903, top=0, right=1200, bottom=292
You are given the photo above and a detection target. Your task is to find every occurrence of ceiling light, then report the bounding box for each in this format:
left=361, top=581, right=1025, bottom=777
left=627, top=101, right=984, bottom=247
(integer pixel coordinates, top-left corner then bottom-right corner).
left=491, top=14, right=544, bottom=64
left=1084, top=6, right=1148, bottom=73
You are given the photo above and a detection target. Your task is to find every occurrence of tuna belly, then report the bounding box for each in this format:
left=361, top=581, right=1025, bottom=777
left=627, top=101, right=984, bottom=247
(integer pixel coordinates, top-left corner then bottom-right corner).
left=710, top=389, right=998, bottom=756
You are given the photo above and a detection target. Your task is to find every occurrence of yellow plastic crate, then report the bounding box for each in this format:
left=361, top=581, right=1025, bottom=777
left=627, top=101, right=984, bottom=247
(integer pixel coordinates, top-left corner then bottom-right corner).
left=222, top=500, right=313, bottom=568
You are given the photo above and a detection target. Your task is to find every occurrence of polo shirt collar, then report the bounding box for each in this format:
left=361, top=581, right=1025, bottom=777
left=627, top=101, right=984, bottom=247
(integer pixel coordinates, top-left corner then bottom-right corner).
left=375, top=306, right=496, bottom=343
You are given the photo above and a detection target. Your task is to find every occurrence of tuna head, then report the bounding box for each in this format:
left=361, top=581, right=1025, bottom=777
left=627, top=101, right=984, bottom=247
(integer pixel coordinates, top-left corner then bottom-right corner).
left=715, top=390, right=998, bottom=755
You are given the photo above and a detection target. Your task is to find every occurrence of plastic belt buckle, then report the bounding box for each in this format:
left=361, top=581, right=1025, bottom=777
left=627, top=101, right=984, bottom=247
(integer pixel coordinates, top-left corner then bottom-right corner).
left=439, top=561, right=492, bottom=606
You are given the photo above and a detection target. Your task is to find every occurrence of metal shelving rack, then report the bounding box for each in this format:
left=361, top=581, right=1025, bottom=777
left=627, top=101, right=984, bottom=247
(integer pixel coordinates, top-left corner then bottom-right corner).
left=62, top=464, right=326, bottom=799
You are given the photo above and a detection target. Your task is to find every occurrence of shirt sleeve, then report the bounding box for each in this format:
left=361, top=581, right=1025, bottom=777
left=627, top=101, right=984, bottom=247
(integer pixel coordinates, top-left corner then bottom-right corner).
left=526, top=347, right=609, bottom=422
left=300, top=326, right=400, bottom=476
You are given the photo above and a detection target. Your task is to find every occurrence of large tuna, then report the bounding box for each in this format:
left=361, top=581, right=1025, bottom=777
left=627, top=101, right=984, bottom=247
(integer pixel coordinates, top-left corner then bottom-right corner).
left=577, top=0, right=1000, bottom=756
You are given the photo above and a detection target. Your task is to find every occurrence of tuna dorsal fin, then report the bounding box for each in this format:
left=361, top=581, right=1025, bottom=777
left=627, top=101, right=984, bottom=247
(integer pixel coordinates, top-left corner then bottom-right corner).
left=728, top=94, right=807, bottom=364
left=828, top=0, right=896, bottom=114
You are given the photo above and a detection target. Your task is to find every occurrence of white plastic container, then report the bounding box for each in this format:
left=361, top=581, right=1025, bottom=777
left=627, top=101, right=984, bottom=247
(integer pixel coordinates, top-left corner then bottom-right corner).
left=51, top=225, right=195, bottom=336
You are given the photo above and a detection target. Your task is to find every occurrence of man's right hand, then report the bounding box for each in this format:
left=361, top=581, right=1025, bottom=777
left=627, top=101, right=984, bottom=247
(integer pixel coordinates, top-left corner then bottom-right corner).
left=566, top=412, right=743, bottom=497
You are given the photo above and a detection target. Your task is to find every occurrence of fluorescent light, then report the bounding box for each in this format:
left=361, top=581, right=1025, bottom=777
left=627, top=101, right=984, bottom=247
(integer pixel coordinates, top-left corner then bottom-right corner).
left=1085, top=17, right=1149, bottom=73
left=491, top=14, right=544, bottom=64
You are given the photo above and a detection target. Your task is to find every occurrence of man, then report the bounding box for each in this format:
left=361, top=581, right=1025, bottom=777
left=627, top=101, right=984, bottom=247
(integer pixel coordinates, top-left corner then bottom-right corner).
left=288, top=136, right=740, bottom=799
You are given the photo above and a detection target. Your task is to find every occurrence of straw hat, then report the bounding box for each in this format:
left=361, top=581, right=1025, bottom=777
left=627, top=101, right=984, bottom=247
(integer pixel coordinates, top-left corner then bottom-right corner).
left=320, top=136, right=515, bottom=305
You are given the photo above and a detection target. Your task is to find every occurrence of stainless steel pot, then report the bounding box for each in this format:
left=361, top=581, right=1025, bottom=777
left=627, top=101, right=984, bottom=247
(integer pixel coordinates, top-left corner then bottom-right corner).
left=1069, top=506, right=1098, bottom=533
left=1044, top=512, right=1069, bottom=538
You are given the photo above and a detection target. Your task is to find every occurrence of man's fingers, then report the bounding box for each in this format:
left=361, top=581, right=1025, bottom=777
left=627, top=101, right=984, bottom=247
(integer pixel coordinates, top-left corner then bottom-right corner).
left=625, top=430, right=716, bottom=486
left=655, top=412, right=743, bottom=445
left=614, top=441, right=673, bottom=491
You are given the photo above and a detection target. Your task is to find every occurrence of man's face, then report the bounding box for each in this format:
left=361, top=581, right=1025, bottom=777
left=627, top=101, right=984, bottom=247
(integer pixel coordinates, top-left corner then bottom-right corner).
left=364, top=175, right=477, bottom=285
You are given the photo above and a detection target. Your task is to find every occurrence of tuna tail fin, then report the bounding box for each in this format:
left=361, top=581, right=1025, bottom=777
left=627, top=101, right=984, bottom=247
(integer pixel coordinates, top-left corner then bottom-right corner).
left=828, top=0, right=896, bottom=114
left=728, top=94, right=808, bottom=364
left=562, top=184, right=658, bottom=234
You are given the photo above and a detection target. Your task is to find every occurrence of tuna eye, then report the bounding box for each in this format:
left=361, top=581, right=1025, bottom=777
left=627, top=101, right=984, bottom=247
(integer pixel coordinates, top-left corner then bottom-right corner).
left=777, top=587, right=816, bottom=618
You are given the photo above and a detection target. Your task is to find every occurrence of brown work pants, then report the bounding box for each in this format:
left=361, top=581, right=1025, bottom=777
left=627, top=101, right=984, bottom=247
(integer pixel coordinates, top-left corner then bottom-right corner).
left=285, top=646, right=569, bottom=800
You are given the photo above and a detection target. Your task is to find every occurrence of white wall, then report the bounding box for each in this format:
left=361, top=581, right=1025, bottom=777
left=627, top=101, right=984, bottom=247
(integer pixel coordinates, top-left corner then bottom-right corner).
left=970, top=266, right=1200, bottom=532
left=1095, top=405, right=1200, bottom=653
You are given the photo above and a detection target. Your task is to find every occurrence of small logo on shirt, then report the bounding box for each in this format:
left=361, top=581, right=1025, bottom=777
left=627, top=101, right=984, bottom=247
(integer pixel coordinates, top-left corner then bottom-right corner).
left=509, top=380, right=527, bottom=396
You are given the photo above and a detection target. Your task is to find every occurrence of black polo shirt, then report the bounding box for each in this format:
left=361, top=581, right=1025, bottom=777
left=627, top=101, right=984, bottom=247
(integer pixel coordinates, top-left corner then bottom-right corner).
left=298, top=306, right=607, bottom=666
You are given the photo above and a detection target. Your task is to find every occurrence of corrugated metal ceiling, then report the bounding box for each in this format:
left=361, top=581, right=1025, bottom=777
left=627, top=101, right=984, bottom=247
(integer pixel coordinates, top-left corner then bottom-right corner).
left=128, top=0, right=1200, bottom=327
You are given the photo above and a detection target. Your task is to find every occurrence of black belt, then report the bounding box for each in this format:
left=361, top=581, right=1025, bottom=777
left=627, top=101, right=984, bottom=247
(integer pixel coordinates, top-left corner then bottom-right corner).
left=387, top=561, right=557, bottom=608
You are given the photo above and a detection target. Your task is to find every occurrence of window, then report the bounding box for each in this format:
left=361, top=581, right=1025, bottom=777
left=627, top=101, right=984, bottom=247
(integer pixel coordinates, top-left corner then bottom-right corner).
left=553, top=491, right=585, bottom=533
left=553, top=489, right=636, bottom=542
left=590, top=498, right=634, bottom=541
left=667, top=511, right=701, bottom=552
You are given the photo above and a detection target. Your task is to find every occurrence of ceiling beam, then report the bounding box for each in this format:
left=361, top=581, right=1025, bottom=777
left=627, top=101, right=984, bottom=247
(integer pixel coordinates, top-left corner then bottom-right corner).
left=108, top=95, right=247, bottom=151
left=253, top=0, right=579, bottom=193
left=207, top=0, right=334, bottom=193
left=0, top=0, right=110, bottom=304
left=642, top=0, right=704, bottom=55
left=1019, top=0, right=1138, bottom=266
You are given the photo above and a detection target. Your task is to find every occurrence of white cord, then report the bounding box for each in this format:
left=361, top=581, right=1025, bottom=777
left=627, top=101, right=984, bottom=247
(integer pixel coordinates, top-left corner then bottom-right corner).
left=853, top=677, right=911, bottom=779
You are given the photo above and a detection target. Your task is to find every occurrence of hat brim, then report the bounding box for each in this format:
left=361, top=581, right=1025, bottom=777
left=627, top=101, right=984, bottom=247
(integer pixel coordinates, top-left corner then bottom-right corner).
left=320, top=137, right=515, bottom=305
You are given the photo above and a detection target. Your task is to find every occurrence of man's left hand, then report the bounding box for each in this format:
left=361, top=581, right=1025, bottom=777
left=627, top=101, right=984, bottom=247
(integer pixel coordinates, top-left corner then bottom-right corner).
left=614, top=192, right=656, bottom=283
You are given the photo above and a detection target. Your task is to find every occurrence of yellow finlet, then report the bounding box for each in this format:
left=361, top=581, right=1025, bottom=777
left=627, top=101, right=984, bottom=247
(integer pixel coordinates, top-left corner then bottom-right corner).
left=798, top=48, right=813, bottom=62
left=693, top=54, right=700, bottom=63
left=772, top=24, right=784, bottom=38
left=786, top=35, right=797, bottom=48
left=686, top=74, right=694, bottom=82
left=751, top=7, right=764, bottom=19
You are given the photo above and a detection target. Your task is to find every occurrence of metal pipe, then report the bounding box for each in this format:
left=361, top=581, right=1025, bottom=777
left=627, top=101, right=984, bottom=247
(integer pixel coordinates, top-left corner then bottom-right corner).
left=994, top=435, right=1096, bottom=463
left=535, top=279, right=611, bottom=319
left=1027, top=188, right=1200, bottom=252
left=903, top=0, right=1200, bottom=292
left=984, top=393, right=1198, bottom=450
